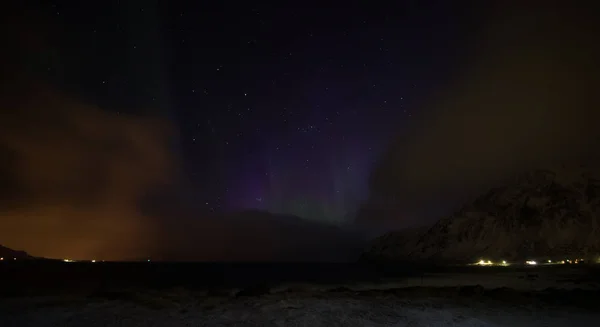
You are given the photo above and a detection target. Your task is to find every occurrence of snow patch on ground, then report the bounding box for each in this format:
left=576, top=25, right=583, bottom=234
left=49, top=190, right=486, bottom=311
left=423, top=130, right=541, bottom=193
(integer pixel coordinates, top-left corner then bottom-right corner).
left=1, top=289, right=598, bottom=327
left=2, top=267, right=598, bottom=326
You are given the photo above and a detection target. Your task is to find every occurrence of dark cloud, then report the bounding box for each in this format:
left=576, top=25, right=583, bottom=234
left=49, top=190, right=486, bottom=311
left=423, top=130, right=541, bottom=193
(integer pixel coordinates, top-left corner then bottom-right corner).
left=0, top=82, right=364, bottom=261
left=0, top=81, right=176, bottom=260
left=362, top=3, right=600, bottom=226
left=0, top=3, right=177, bottom=260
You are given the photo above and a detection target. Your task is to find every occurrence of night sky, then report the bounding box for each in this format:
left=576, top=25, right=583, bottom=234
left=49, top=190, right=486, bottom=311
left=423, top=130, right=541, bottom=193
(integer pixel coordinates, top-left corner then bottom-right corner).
left=16, top=1, right=484, bottom=222
left=1, top=1, right=598, bottom=260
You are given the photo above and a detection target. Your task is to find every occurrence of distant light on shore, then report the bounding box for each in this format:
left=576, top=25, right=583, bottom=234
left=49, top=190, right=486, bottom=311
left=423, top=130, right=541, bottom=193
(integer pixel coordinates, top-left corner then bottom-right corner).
left=469, top=257, right=598, bottom=267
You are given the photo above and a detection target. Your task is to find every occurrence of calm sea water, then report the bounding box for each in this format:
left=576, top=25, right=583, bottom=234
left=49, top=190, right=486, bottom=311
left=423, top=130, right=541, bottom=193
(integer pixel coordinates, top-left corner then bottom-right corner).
left=2, top=260, right=585, bottom=296
left=0, top=261, right=425, bottom=293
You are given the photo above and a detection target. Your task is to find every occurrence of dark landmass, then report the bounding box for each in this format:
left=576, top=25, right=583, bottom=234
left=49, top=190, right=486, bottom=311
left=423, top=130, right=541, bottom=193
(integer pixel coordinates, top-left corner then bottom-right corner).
left=0, top=245, right=33, bottom=260
left=146, top=209, right=368, bottom=263
left=364, top=165, right=600, bottom=264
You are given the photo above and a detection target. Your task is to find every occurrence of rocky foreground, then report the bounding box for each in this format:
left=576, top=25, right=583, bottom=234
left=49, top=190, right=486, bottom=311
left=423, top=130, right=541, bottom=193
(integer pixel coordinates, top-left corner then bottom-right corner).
left=1, top=286, right=599, bottom=327
left=2, top=266, right=599, bottom=327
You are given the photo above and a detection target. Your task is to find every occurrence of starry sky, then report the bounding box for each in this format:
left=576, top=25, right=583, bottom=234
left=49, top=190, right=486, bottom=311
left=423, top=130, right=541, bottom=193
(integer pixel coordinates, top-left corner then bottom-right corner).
left=28, top=1, right=486, bottom=223
left=1, top=1, right=598, bottom=261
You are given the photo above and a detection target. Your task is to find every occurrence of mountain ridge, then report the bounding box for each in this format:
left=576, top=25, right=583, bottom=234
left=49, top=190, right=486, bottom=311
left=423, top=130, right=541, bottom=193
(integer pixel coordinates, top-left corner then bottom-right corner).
left=364, top=164, right=600, bottom=263
left=0, top=245, right=32, bottom=260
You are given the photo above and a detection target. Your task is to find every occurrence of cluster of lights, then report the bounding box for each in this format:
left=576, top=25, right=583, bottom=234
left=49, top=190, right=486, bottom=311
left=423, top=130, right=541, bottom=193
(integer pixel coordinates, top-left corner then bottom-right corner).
left=475, top=259, right=510, bottom=266
left=475, top=258, right=593, bottom=267
left=0, top=257, right=17, bottom=261
left=59, top=259, right=108, bottom=263
left=559, top=258, right=585, bottom=264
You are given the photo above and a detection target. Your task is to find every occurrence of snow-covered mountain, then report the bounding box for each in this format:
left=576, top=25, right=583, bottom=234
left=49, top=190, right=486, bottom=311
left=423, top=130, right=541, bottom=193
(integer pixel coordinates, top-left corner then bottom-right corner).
left=364, top=164, right=600, bottom=263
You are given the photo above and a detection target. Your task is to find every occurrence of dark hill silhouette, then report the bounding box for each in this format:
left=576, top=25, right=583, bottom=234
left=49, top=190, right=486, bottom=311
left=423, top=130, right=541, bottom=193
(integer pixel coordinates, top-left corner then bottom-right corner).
left=0, top=245, right=32, bottom=260
left=144, top=209, right=368, bottom=262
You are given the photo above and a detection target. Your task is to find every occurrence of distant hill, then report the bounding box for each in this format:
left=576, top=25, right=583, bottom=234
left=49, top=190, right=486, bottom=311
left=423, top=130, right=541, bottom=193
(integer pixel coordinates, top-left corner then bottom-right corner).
left=0, top=245, right=32, bottom=260
left=364, top=164, right=600, bottom=264
left=147, top=209, right=368, bottom=262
